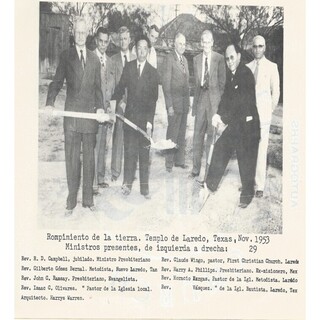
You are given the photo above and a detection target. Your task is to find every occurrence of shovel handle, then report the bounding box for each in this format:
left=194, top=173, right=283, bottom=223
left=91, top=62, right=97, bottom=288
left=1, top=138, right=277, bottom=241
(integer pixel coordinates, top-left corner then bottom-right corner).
left=203, top=126, right=218, bottom=181
left=115, top=114, right=151, bottom=141
left=39, top=109, right=114, bottom=122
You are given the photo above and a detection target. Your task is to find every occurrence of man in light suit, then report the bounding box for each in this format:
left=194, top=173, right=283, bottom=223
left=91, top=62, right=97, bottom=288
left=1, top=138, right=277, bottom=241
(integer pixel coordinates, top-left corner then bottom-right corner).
left=190, top=30, right=226, bottom=178
left=162, top=33, right=190, bottom=172
left=246, top=35, right=280, bottom=198
left=146, top=25, right=159, bottom=69
left=93, top=27, right=113, bottom=194
left=46, top=18, right=105, bottom=215
left=113, top=35, right=158, bottom=199
left=207, top=44, right=260, bottom=208
left=110, top=26, right=136, bottom=182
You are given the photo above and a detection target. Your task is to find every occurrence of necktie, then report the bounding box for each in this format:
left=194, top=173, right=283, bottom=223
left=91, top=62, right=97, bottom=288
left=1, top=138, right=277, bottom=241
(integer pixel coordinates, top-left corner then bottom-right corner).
left=180, top=55, right=185, bottom=73
left=254, top=61, right=259, bottom=84
left=80, top=49, right=85, bottom=70
left=137, top=64, right=141, bottom=79
left=203, top=57, right=209, bottom=89
left=100, top=56, right=105, bottom=68
left=124, top=54, right=128, bottom=66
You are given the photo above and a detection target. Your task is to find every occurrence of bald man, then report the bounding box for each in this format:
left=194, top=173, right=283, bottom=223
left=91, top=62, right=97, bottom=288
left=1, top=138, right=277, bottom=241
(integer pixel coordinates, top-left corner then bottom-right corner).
left=246, top=35, right=280, bottom=198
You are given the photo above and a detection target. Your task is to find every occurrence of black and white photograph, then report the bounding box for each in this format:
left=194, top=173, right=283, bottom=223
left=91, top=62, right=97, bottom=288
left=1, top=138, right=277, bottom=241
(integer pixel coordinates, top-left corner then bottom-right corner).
left=14, top=0, right=307, bottom=319
left=38, top=2, right=283, bottom=233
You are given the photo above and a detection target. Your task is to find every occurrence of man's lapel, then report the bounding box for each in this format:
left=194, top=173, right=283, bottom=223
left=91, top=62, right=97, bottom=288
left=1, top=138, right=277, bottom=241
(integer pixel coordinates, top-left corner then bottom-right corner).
left=197, top=53, right=203, bottom=82
left=136, top=61, right=149, bottom=94
left=209, top=51, right=215, bottom=79
left=115, top=52, right=123, bottom=74
left=173, top=52, right=185, bottom=75
left=70, top=47, right=84, bottom=82
left=81, top=50, right=93, bottom=88
left=184, top=55, right=189, bottom=78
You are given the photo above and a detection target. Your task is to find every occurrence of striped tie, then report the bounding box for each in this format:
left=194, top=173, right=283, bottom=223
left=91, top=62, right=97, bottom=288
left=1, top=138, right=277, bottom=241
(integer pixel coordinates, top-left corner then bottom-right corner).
left=180, top=55, right=185, bottom=73
left=80, top=49, right=85, bottom=70
left=203, top=57, right=209, bottom=89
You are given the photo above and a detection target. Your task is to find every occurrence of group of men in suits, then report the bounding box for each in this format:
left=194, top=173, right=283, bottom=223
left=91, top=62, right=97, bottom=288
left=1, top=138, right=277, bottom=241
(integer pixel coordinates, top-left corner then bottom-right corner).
left=161, top=30, right=279, bottom=208
left=45, top=16, right=280, bottom=214
left=45, top=19, right=159, bottom=215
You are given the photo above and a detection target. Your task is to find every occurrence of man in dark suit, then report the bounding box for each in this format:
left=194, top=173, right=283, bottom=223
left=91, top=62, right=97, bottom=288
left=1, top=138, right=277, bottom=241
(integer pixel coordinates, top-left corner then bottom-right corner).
left=46, top=18, right=105, bottom=215
left=109, top=26, right=136, bottom=182
left=162, top=33, right=190, bottom=172
left=190, top=30, right=226, bottom=179
left=206, top=44, right=260, bottom=208
left=113, top=35, right=158, bottom=199
left=93, top=27, right=113, bottom=193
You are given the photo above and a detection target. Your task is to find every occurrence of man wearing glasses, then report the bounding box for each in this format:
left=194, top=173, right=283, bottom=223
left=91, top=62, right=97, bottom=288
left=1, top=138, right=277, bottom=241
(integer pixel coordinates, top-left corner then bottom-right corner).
left=246, top=35, right=280, bottom=198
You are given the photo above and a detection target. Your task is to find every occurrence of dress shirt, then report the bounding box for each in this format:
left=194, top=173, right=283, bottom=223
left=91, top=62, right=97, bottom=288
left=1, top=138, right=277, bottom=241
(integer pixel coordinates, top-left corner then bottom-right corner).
left=201, top=51, right=212, bottom=86
left=95, top=49, right=106, bottom=66
left=137, top=59, right=147, bottom=77
left=147, top=46, right=157, bottom=69
left=75, top=45, right=86, bottom=62
left=120, top=50, right=130, bottom=67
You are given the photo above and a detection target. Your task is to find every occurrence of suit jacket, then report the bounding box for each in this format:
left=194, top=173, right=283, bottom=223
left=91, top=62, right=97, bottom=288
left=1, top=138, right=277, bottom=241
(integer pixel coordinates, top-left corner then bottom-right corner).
left=192, top=51, right=226, bottom=118
left=94, top=49, right=113, bottom=110
left=113, top=60, right=158, bottom=129
left=108, top=51, right=136, bottom=102
left=218, top=63, right=260, bottom=140
left=246, top=56, right=280, bottom=124
left=46, top=47, right=103, bottom=133
left=161, top=51, right=190, bottom=113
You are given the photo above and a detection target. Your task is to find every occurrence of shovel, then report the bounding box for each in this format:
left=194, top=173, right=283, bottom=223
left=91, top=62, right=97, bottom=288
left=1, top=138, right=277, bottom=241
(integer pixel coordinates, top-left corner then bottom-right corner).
left=39, top=109, right=176, bottom=150
left=115, top=114, right=177, bottom=150
left=198, top=126, right=218, bottom=213
left=39, top=108, right=115, bottom=123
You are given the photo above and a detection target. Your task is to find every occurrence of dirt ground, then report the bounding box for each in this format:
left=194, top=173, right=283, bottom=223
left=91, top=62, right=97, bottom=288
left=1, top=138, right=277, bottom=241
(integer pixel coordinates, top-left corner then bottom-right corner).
left=38, top=80, right=282, bottom=234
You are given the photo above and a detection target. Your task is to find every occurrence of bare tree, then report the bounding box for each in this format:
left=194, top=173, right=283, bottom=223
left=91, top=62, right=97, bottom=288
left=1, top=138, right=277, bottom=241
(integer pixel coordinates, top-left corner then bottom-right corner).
left=51, top=2, right=89, bottom=32
left=88, top=3, right=115, bottom=34
left=195, top=5, right=283, bottom=49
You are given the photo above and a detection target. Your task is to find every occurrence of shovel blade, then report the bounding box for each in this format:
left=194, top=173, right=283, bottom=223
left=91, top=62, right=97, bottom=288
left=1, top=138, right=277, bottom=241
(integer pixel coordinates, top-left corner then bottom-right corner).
left=150, top=139, right=177, bottom=150
left=198, top=184, right=211, bottom=212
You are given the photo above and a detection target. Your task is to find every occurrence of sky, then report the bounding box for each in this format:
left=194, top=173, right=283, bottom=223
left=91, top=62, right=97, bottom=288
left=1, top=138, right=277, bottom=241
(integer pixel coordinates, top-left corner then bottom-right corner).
left=145, top=4, right=208, bottom=27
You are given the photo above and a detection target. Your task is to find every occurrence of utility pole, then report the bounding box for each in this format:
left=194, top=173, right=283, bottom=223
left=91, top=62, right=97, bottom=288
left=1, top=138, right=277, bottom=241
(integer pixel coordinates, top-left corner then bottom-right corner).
left=175, top=4, right=179, bottom=18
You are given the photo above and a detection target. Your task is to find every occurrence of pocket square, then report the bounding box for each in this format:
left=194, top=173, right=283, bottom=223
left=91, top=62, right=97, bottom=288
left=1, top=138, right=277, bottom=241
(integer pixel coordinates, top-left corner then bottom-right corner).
left=246, top=116, right=253, bottom=122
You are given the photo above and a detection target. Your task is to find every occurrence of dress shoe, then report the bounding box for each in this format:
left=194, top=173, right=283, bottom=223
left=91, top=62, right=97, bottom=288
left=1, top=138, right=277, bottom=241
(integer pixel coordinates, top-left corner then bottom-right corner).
left=111, top=175, right=118, bottom=182
left=188, top=172, right=199, bottom=179
left=238, top=202, right=249, bottom=209
left=255, top=190, right=263, bottom=198
left=83, top=204, right=96, bottom=212
left=93, top=187, right=100, bottom=195
left=166, top=167, right=172, bottom=173
left=238, top=195, right=253, bottom=209
left=98, top=182, right=109, bottom=188
left=175, top=164, right=189, bottom=169
left=143, top=194, right=151, bottom=200
left=65, top=209, right=73, bottom=217
left=121, top=185, right=131, bottom=196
